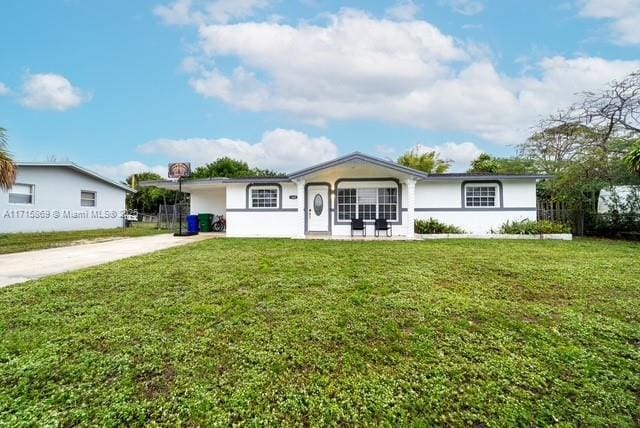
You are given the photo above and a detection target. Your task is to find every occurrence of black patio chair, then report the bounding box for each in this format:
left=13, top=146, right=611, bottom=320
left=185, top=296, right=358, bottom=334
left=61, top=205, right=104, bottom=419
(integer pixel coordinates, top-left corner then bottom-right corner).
left=374, top=218, right=392, bottom=237
left=351, top=218, right=366, bottom=237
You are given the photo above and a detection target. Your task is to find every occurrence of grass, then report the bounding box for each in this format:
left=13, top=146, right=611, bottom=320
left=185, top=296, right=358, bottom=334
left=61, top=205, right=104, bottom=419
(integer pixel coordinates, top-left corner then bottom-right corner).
left=0, top=224, right=168, bottom=255
left=0, top=238, right=639, bottom=426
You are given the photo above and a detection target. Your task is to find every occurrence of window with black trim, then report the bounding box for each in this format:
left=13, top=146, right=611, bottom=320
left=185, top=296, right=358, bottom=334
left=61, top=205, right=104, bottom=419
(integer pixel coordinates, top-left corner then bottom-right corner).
left=250, top=187, right=278, bottom=208
left=378, top=188, right=398, bottom=220
left=465, top=185, right=497, bottom=207
left=81, top=191, right=97, bottom=207
left=337, top=186, right=398, bottom=221
left=9, top=183, right=34, bottom=204
left=337, top=188, right=356, bottom=220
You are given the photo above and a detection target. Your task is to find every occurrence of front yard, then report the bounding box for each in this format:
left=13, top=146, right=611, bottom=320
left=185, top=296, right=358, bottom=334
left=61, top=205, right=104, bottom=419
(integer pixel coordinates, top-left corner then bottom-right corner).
left=0, top=224, right=167, bottom=255
left=0, top=238, right=638, bottom=425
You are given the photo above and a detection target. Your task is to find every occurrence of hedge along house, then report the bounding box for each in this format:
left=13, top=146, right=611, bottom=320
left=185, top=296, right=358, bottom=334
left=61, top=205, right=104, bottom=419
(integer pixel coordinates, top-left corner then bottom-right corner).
left=142, top=152, right=548, bottom=238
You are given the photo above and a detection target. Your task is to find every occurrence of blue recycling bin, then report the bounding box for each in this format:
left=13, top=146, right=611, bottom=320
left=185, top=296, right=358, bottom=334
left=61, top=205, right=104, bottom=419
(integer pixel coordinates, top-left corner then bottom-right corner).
left=186, top=215, right=200, bottom=234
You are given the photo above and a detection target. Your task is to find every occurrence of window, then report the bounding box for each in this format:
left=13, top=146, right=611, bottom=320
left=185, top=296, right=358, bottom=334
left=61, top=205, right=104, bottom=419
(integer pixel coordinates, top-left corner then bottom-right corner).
left=357, top=188, right=377, bottom=220
left=81, top=191, right=97, bottom=207
left=465, top=185, right=497, bottom=207
left=337, top=188, right=356, bottom=220
left=378, top=188, right=398, bottom=220
left=8, top=184, right=34, bottom=204
left=337, top=186, right=398, bottom=221
left=251, top=187, right=278, bottom=208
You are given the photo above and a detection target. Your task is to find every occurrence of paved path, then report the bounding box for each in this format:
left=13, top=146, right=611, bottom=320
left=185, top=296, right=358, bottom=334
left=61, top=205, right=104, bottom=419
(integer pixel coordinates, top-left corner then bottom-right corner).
left=0, top=233, right=219, bottom=288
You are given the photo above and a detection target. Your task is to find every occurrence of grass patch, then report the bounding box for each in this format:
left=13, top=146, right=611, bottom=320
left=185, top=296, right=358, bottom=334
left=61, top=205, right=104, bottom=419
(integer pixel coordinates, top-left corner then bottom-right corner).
left=0, top=224, right=167, bottom=254
left=0, top=238, right=639, bottom=425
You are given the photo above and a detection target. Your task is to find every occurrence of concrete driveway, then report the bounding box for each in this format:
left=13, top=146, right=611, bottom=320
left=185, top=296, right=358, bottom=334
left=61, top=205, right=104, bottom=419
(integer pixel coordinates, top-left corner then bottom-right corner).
left=0, top=233, right=219, bottom=288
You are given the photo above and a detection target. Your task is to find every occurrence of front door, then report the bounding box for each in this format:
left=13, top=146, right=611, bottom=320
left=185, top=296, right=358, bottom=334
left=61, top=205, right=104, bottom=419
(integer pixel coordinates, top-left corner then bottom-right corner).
left=307, top=185, right=330, bottom=232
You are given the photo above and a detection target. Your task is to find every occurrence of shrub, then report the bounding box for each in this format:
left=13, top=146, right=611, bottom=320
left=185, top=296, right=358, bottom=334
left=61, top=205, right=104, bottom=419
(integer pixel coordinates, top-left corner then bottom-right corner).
left=497, top=219, right=571, bottom=234
left=586, top=186, right=640, bottom=237
left=414, top=218, right=464, bottom=234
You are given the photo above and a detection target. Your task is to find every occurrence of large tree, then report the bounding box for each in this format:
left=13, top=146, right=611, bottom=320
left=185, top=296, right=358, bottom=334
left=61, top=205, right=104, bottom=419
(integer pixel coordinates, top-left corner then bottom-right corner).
left=520, top=70, right=640, bottom=231
left=468, top=153, right=537, bottom=174
left=126, top=172, right=178, bottom=214
left=397, top=149, right=450, bottom=174
left=192, top=157, right=283, bottom=179
left=0, top=127, right=17, bottom=191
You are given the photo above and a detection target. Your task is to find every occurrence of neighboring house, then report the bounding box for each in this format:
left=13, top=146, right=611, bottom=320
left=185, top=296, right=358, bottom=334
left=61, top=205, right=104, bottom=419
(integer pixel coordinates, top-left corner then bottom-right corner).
left=1, top=162, right=133, bottom=233
left=143, top=152, right=547, bottom=237
left=598, top=185, right=640, bottom=213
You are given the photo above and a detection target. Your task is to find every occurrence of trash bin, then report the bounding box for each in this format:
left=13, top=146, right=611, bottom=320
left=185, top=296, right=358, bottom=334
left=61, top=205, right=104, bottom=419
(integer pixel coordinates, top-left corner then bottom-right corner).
left=186, top=215, right=200, bottom=234
left=198, top=213, right=213, bottom=232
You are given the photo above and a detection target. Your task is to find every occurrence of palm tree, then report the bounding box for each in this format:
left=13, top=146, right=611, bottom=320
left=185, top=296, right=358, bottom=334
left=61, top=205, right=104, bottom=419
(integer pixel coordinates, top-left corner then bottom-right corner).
left=625, top=141, right=640, bottom=175
left=397, top=148, right=450, bottom=174
left=0, top=127, right=17, bottom=191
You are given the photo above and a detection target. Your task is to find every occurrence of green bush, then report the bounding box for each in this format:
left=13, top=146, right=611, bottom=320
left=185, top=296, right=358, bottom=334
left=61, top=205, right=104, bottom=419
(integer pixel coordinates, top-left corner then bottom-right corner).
left=414, top=218, right=464, bottom=234
left=586, top=186, right=640, bottom=237
left=497, top=219, right=571, bottom=234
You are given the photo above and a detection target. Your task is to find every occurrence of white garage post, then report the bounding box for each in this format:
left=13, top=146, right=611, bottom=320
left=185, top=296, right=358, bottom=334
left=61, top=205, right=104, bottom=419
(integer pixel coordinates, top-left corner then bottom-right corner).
left=295, top=179, right=306, bottom=238
left=405, top=178, right=416, bottom=239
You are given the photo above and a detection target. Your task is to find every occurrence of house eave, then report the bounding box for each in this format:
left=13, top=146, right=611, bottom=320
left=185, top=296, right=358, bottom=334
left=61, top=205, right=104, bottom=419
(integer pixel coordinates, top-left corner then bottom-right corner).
left=420, top=174, right=552, bottom=181
left=139, top=176, right=292, bottom=190
left=16, top=161, right=135, bottom=193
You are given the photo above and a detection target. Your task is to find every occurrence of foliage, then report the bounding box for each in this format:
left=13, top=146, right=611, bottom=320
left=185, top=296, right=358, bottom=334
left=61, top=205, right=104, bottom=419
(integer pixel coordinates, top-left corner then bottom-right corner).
left=496, top=219, right=571, bottom=234
left=0, top=127, right=17, bottom=191
left=0, top=238, right=639, bottom=425
left=414, top=218, right=464, bottom=234
left=192, top=157, right=284, bottom=179
left=468, top=153, right=537, bottom=174
left=587, top=186, right=640, bottom=237
left=624, top=140, right=640, bottom=175
left=126, top=172, right=178, bottom=214
left=397, top=149, right=450, bottom=174
left=521, top=70, right=640, bottom=227
left=0, top=224, right=166, bottom=255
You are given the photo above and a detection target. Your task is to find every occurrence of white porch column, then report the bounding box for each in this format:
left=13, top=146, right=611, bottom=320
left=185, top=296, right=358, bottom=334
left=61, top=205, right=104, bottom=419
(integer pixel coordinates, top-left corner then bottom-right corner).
left=405, top=178, right=416, bottom=239
left=294, top=179, right=306, bottom=238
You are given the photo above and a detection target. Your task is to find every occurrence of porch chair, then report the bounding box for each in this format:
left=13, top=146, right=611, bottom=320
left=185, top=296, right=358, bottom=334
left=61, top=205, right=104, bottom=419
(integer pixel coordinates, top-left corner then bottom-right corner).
left=374, top=218, right=392, bottom=237
left=350, top=218, right=366, bottom=237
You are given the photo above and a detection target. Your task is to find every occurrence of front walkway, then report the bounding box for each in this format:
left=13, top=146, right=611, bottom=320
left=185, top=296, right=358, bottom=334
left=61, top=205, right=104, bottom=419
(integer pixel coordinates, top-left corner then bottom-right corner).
left=0, top=233, right=220, bottom=288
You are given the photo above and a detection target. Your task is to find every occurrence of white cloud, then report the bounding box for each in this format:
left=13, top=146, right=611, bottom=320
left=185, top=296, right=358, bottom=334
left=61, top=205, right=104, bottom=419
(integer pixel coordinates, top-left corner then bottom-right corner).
left=439, top=0, right=485, bottom=15
left=0, top=82, right=9, bottom=96
left=154, top=0, right=271, bottom=25
left=413, top=142, right=483, bottom=171
left=20, top=73, right=91, bottom=111
left=578, top=0, right=640, bottom=45
left=172, top=8, right=639, bottom=144
left=385, top=1, right=420, bottom=21
left=375, top=141, right=483, bottom=171
left=137, top=128, right=338, bottom=172
left=154, top=0, right=200, bottom=25
left=90, top=161, right=167, bottom=181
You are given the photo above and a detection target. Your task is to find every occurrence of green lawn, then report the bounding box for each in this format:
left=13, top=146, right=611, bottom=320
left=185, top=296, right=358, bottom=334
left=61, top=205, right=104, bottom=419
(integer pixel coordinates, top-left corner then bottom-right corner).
left=0, top=239, right=639, bottom=426
left=0, top=224, right=168, bottom=255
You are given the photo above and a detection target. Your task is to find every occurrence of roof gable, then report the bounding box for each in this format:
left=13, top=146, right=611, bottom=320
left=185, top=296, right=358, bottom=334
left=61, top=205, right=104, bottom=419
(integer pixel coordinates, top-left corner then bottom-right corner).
left=16, top=162, right=134, bottom=193
left=288, top=152, right=430, bottom=180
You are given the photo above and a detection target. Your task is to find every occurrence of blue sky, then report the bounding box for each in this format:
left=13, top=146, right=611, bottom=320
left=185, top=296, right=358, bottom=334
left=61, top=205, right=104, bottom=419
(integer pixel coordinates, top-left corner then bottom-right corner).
left=1, top=0, right=638, bottom=177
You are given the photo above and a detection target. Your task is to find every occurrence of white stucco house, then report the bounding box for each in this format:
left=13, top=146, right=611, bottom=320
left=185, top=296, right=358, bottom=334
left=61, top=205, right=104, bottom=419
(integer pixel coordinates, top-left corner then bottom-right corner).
left=144, top=152, right=547, bottom=238
left=1, top=162, right=133, bottom=233
left=598, top=185, right=640, bottom=213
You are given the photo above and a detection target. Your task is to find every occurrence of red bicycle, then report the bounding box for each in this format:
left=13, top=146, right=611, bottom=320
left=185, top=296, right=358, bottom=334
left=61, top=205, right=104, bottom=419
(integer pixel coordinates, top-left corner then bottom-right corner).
left=212, top=214, right=226, bottom=232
